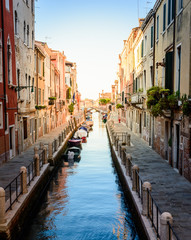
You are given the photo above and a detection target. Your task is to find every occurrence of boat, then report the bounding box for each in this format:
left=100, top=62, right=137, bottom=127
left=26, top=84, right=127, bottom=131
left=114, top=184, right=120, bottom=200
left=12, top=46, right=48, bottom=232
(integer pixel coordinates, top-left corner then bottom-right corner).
left=62, top=146, right=81, bottom=162
left=68, top=139, right=82, bottom=148
left=102, top=114, right=107, bottom=123
left=73, top=128, right=88, bottom=139
left=79, top=126, right=88, bottom=132
left=85, top=119, right=94, bottom=127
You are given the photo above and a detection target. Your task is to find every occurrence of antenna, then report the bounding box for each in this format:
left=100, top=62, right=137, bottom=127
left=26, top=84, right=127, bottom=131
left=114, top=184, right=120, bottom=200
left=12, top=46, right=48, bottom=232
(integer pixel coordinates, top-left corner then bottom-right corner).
left=137, top=0, right=139, bottom=19
left=145, top=0, right=152, bottom=15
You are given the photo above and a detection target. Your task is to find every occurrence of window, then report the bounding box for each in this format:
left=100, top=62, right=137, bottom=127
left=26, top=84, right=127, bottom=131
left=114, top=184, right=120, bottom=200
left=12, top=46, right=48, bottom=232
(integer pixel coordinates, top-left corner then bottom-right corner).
left=38, top=88, right=41, bottom=105
left=34, top=87, right=37, bottom=104
left=155, top=69, right=158, bottom=86
left=31, top=0, right=34, bottom=13
left=32, top=31, right=34, bottom=49
left=176, top=45, right=181, bottom=95
left=17, top=69, right=20, bottom=98
left=150, top=66, right=153, bottom=87
left=14, top=11, right=18, bottom=35
left=141, top=40, right=144, bottom=57
left=151, top=26, right=154, bottom=48
left=5, top=0, right=9, bottom=10
left=143, top=70, right=146, bottom=93
left=144, top=36, right=147, bottom=56
left=7, top=39, right=12, bottom=84
left=156, top=16, right=159, bottom=41
left=0, top=102, right=3, bottom=129
left=23, top=117, right=27, bottom=139
left=27, top=25, right=29, bottom=46
left=24, top=21, right=26, bottom=43
left=26, top=0, right=29, bottom=6
left=38, top=57, right=41, bottom=75
left=178, top=0, right=183, bottom=13
left=168, top=0, right=175, bottom=25
left=163, top=3, right=166, bottom=31
left=144, top=112, right=146, bottom=127
left=28, top=76, right=31, bottom=100
left=34, top=54, right=36, bottom=72
left=42, top=89, right=44, bottom=104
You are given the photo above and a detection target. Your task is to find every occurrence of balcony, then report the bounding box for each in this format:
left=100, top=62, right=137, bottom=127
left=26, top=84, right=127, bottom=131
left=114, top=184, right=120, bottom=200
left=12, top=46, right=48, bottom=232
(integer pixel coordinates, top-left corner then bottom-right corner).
left=131, top=92, right=145, bottom=108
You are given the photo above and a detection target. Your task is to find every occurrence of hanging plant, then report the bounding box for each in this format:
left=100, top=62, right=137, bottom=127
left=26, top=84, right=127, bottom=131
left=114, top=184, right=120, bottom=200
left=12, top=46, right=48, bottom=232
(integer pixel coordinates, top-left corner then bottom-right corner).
left=48, top=97, right=57, bottom=100
left=116, top=104, right=124, bottom=109
left=167, top=92, right=178, bottom=109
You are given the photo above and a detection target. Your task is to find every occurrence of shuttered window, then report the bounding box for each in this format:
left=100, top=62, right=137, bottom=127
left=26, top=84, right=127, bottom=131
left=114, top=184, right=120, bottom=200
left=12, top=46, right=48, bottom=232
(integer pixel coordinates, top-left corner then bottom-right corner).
left=151, top=26, right=154, bottom=48
left=163, top=3, right=166, bottom=31
left=165, top=51, right=173, bottom=92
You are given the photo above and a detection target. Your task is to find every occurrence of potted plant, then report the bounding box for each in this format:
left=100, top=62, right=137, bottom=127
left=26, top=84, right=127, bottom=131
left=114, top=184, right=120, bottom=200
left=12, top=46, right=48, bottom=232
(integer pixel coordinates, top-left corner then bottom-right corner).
left=48, top=97, right=56, bottom=105
left=68, top=102, right=75, bottom=115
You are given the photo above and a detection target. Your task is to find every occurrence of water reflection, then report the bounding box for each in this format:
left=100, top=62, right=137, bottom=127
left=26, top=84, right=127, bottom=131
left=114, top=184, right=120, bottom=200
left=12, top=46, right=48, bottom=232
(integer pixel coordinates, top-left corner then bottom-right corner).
left=24, top=112, right=140, bottom=240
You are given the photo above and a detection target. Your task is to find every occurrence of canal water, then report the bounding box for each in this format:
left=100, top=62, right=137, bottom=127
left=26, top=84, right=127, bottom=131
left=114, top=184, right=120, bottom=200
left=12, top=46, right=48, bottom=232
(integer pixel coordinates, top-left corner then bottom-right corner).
left=24, top=112, right=140, bottom=240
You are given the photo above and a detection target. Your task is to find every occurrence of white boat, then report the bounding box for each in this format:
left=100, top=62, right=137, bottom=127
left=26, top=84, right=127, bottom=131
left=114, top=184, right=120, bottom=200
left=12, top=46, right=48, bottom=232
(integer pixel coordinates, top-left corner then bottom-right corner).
left=74, top=129, right=88, bottom=139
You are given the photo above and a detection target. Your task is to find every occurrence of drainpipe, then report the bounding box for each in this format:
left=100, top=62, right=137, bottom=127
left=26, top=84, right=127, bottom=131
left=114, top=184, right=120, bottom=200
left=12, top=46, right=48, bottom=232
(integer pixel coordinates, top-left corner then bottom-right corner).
left=1, top=0, right=8, bottom=161
left=152, top=10, right=156, bottom=149
left=170, top=0, right=177, bottom=166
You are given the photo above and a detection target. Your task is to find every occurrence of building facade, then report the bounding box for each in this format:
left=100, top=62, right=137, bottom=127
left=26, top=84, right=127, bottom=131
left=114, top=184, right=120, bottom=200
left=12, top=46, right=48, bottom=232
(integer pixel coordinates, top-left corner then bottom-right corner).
left=13, top=0, right=35, bottom=153
left=0, top=0, right=18, bottom=164
left=117, top=0, right=191, bottom=181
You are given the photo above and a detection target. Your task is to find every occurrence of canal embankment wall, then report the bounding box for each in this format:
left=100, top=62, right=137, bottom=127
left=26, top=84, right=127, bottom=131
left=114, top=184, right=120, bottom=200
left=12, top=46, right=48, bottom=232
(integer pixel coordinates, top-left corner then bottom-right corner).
left=106, top=121, right=156, bottom=240
left=0, top=114, right=84, bottom=240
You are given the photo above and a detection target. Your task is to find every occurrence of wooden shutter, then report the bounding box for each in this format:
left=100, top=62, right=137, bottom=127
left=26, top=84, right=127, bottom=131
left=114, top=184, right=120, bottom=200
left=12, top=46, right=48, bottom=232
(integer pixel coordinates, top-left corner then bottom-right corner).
left=165, top=51, right=173, bottom=92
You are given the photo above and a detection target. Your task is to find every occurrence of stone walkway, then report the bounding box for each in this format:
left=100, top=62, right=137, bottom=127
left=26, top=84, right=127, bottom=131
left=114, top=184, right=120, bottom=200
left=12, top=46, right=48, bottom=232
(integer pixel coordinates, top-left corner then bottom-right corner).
left=0, top=114, right=81, bottom=189
left=110, top=113, right=191, bottom=240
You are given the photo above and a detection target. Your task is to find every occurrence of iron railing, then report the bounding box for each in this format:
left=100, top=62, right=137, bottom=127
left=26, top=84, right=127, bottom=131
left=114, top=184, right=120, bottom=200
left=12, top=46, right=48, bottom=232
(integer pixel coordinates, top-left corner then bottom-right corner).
left=4, top=172, right=23, bottom=212
left=27, top=161, right=35, bottom=186
left=39, top=150, right=44, bottom=169
left=135, top=170, right=143, bottom=203
left=168, top=222, right=181, bottom=240
left=147, top=189, right=162, bottom=239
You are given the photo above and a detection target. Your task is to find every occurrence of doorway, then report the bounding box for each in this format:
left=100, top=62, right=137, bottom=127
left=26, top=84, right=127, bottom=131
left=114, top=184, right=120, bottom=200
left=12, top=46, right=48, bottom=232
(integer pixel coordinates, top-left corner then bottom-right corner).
left=139, top=113, right=142, bottom=135
left=9, top=126, right=15, bottom=158
left=175, top=124, right=180, bottom=169
left=165, top=121, right=169, bottom=160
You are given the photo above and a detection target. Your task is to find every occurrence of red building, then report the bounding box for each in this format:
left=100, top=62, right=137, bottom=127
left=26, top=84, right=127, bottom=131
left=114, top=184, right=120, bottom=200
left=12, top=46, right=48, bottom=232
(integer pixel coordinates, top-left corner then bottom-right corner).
left=0, top=0, right=18, bottom=164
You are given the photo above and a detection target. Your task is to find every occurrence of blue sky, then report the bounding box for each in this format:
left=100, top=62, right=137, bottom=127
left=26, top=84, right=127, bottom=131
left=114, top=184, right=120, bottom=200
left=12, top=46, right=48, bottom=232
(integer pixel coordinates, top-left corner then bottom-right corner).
left=35, top=0, right=156, bottom=100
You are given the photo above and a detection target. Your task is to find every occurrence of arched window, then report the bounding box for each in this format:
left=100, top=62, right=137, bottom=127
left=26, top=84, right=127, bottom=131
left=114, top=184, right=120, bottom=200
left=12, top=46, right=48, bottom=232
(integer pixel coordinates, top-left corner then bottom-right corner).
left=27, top=25, right=29, bottom=46
left=7, top=38, right=12, bottom=84
left=24, top=21, right=26, bottom=43
left=14, top=11, right=18, bottom=35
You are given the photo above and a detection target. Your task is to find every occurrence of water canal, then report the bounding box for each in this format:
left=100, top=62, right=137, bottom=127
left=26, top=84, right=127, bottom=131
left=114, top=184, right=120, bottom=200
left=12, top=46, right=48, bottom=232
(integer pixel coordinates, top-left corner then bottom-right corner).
left=24, top=112, right=140, bottom=240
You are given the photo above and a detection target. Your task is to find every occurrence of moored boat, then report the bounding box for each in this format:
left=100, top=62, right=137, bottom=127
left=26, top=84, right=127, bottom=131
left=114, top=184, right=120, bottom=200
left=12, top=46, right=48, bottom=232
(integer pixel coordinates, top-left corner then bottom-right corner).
left=62, top=146, right=81, bottom=162
left=68, top=139, right=82, bottom=148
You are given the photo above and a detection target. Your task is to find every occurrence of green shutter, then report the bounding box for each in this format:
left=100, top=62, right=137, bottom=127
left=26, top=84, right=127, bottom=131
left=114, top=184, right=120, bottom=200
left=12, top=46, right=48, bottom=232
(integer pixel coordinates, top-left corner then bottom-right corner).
left=151, top=26, right=153, bottom=48
left=165, top=52, right=173, bottom=92
left=141, top=40, right=144, bottom=57
left=163, top=4, right=166, bottom=31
